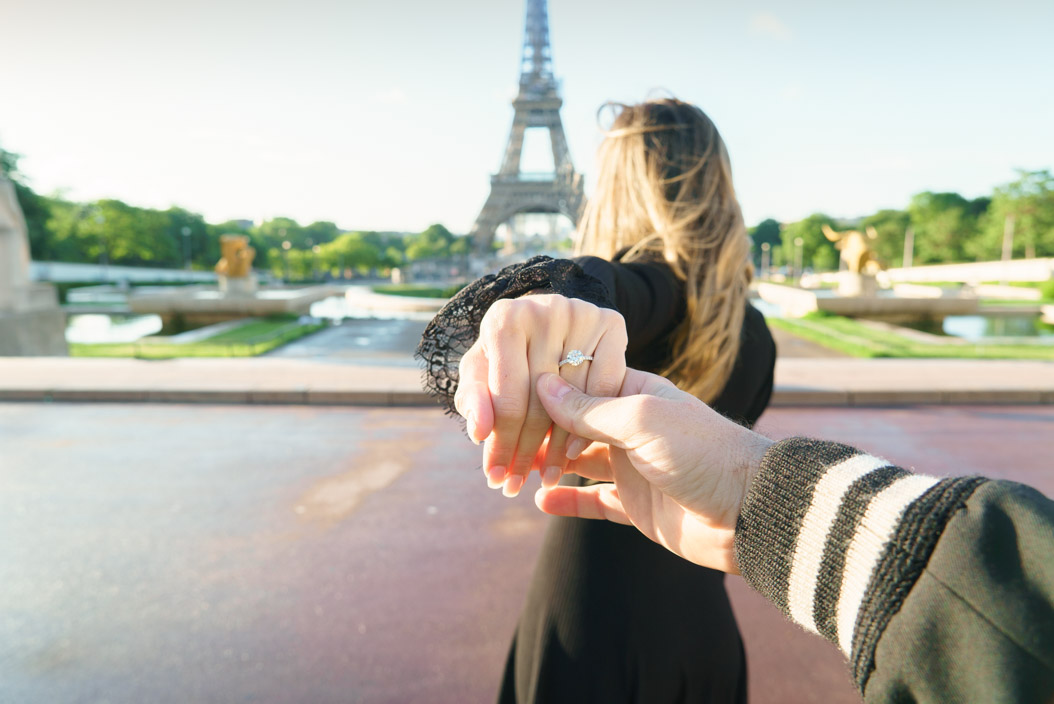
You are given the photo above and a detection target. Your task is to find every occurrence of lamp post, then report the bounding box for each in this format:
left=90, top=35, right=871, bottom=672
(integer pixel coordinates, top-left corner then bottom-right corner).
left=95, top=212, right=108, bottom=282
left=794, top=237, right=804, bottom=282
left=760, top=243, right=770, bottom=280
left=181, top=226, right=192, bottom=271
left=902, top=225, right=915, bottom=270
left=1000, top=213, right=1016, bottom=287
left=282, top=240, right=292, bottom=282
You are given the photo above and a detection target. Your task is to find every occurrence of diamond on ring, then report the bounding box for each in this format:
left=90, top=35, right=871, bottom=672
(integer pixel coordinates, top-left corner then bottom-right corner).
left=559, top=349, right=594, bottom=367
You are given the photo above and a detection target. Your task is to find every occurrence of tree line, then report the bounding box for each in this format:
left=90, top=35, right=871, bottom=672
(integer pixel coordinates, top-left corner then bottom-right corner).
left=5, top=145, right=1051, bottom=277
left=2, top=146, right=470, bottom=280
left=749, top=170, right=1054, bottom=273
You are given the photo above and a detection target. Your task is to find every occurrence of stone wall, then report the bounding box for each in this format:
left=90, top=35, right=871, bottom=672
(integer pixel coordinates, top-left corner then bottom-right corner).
left=0, top=307, right=68, bottom=356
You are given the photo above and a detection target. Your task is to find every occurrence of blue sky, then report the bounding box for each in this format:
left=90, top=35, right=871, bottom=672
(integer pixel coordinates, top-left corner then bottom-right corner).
left=3, top=0, right=1052, bottom=233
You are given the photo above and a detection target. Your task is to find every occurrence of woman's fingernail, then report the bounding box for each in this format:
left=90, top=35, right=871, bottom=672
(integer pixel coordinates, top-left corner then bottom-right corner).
left=487, top=466, right=506, bottom=489
left=566, top=438, right=587, bottom=460
left=502, top=474, right=525, bottom=498
left=542, top=466, right=562, bottom=488
left=544, top=373, right=575, bottom=400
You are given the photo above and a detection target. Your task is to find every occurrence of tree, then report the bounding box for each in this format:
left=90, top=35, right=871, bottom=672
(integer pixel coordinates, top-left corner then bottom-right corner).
left=255, top=217, right=304, bottom=250
left=748, top=218, right=781, bottom=268
left=449, top=234, right=473, bottom=256
left=405, top=223, right=456, bottom=260
left=317, top=231, right=384, bottom=275
left=1, top=145, right=56, bottom=260
left=266, top=247, right=285, bottom=279
left=384, top=245, right=405, bottom=268
left=859, top=209, right=910, bottom=268
left=780, top=213, right=839, bottom=272
left=288, top=249, right=313, bottom=280
left=164, top=207, right=209, bottom=269
left=907, top=192, right=985, bottom=264
left=39, top=198, right=88, bottom=262
left=971, top=170, right=1054, bottom=260
left=302, top=220, right=341, bottom=247
left=94, top=200, right=180, bottom=267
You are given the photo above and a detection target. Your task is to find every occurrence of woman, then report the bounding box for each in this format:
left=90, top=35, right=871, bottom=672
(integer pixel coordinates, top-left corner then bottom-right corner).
left=418, top=97, right=776, bottom=703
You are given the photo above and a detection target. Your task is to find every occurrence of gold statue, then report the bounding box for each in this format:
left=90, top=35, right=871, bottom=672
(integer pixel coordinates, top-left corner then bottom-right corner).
left=822, top=224, right=880, bottom=274
left=215, top=234, right=256, bottom=278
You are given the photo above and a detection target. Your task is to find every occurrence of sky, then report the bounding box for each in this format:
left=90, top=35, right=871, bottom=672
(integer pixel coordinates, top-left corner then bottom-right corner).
left=2, top=0, right=1052, bottom=234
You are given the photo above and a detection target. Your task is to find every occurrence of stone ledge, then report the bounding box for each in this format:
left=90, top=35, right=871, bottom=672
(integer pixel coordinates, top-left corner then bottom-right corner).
left=848, top=390, right=944, bottom=406
left=942, top=389, right=1044, bottom=405
left=1, top=357, right=1051, bottom=407
left=0, top=386, right=1047, bottom=407
left=769, top=389, right=850, bottom=406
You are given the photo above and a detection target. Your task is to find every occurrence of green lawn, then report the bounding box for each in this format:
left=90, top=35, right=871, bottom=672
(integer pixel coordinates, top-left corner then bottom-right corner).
left=70, top=317, right=327, bottom=359
left=768, top=313, right=1054, bottom=360
left=371, top=283, right=465, bottom=298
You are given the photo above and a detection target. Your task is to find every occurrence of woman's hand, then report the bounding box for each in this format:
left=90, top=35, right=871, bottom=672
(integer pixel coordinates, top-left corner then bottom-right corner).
left=532, top=369, right=773, bottom=574
left=453, top=294, right=628, bottom=496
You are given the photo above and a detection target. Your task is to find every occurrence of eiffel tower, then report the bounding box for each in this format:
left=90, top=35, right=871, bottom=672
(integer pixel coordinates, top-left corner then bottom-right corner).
left=469, top=0, right=584, bottom=253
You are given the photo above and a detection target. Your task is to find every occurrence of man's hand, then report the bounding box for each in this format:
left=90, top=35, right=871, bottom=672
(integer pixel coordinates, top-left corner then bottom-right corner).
left=533, top=370, right=773, bottom=574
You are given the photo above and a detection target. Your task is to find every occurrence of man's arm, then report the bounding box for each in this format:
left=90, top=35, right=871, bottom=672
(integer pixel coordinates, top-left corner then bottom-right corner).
left=535, top=371, right=1054, bottom=702
left=736, top=438, right=1054, bottom=699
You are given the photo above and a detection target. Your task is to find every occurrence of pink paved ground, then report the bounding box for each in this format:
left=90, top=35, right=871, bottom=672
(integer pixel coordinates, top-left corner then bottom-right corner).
left=2, top=404, right=1051, bottom=703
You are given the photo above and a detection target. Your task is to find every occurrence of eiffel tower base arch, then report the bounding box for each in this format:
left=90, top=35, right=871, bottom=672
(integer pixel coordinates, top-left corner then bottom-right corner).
left=470, top=176, right=584, bottom=253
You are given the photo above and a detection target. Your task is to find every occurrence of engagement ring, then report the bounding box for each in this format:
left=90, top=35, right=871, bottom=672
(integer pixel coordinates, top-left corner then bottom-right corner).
left=558, top=349, right=594, bottom=367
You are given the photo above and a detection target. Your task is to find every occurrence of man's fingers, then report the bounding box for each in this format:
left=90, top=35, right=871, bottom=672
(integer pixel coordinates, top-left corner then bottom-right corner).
left=531, top=443, right=613, bottom=489
left=564, top=445, right=615, bottom=482
left=618, top=367, right=685, bottom=399
left=534, top=484, right=631, bottom=524
left=536, top=372, right=666, bottom=451
left=541, top=336, right=594, bottom=486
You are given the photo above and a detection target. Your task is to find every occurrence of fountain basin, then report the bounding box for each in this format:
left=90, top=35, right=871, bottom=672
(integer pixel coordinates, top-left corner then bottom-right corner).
left=129, top=285, right=340, bottom=328
left=758, top=282, right=979, bottom=323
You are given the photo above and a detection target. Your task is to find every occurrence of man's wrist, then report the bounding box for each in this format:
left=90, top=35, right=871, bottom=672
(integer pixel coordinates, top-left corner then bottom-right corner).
left=733, top=429, right=771, bottom=515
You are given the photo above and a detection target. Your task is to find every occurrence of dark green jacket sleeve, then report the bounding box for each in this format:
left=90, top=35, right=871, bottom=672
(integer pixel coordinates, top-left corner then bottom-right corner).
left=734, top=438, right=1054, bottom=703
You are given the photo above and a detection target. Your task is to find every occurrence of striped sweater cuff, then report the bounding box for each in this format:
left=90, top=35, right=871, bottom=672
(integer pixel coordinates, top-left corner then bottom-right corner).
left=733, top=437, right=985, bottom=692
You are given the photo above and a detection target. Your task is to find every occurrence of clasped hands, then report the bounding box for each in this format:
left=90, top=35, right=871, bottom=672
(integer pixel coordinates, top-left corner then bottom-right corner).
left=454, top=294, right=772, bottom=573
left=454, top=293, right=629, bottom=496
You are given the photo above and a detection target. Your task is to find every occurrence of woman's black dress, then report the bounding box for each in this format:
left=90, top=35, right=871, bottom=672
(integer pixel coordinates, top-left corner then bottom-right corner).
left=418, top=254, right=776, bottom=704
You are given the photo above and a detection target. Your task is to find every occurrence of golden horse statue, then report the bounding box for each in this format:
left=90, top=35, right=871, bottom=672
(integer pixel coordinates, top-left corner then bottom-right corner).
left=822, top=224, right=881, bottom=274
left=215, top=234, right=256, bottom=278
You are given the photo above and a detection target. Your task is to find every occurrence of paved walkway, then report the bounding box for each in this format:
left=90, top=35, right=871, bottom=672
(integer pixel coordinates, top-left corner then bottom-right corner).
left=769, top=324, right=850, bottom=358
left=1, top=356, right=1052, bottom=405
left=265, top=318, right=428, bottom=367
left=4, top=403, right=1050, bottom=704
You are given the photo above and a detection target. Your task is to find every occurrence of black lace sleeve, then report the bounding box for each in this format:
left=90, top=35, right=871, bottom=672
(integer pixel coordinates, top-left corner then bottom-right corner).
left=414, top=255, right=615, bottom=416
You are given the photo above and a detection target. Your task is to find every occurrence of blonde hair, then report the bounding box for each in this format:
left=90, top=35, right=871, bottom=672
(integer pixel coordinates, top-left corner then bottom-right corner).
left=574, top=98, right=753, bottom=403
